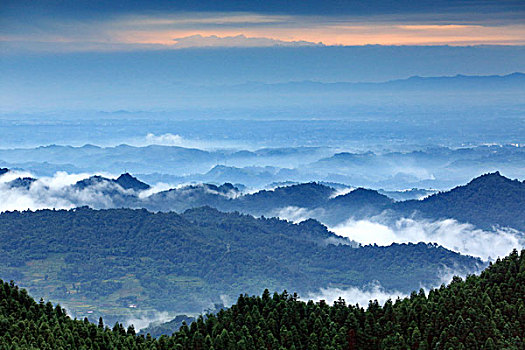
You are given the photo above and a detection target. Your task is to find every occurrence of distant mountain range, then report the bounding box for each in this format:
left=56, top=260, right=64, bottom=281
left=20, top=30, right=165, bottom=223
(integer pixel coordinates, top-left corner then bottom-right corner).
left=4, top=45, right=525, bottom=111
left=224, top=72, right=525, bottom=93
left=1, top=144, right=524, bottom=189
left=93, top=171, right=525, bottom=231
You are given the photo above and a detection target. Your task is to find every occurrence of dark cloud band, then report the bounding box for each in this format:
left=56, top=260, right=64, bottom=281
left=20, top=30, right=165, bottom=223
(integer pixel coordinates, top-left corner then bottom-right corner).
left=3, top=0, right=524, bottom=19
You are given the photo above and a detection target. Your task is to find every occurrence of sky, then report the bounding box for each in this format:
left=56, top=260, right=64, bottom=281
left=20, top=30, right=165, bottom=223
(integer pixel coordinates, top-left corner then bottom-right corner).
left=1, top=0, right=524, bottom=112
left=2, top=0, right=525, bottom=52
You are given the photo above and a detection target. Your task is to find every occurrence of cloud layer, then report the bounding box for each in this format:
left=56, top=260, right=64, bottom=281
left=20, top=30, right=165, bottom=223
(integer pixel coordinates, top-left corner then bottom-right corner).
left=330, top=216, right=524, bottom=260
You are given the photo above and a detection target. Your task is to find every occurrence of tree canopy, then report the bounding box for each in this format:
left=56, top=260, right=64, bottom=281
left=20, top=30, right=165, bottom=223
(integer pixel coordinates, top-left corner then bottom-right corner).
left=1, top=249, right=523, bottom=349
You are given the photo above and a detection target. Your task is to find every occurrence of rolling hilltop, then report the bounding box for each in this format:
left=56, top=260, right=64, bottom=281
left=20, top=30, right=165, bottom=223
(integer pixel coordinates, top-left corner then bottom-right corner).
left=1, top=144, right=524, bottom=189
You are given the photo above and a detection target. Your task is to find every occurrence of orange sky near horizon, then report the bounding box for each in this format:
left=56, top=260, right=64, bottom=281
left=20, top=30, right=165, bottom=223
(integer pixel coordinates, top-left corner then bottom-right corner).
left=112, top=22, right=525, bottom=47
left=3, top=13, right=525, bottom=49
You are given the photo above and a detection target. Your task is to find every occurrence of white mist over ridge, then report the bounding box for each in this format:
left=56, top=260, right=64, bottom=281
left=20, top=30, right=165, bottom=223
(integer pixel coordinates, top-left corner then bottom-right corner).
left=0, top=170, right=244, bottom=212
left=123, top=311, right=173, bottom=332
left=274, top=206, right=321, bottom=223
left=133, top=133, right=250, bottom=151
left=2, top=169, right=523, bottom=262
left=137, top=182, right=175, bottom=199
left=307, top=283, right=405, bottom=307
left=273, top=206, right=524, bottom=260
left=330, top=216, right=524, bottom=261
left=0, top=171, right=103, bottom=211
left=306, top=263, right=483, bottom=307
left=0, top=170, right=168, bottom=212
left=329, top=186, right=355, bottom=198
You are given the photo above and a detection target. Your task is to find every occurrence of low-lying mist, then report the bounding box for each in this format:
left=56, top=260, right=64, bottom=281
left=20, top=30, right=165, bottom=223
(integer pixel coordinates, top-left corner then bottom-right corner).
left=273, top=205, right=524, bottom=261
left=307, top=283, right=404, bottom=308
left=306, top=263, right=484, bottom=307
left=0, top=171, right=157, bottom=212
left=330, top=215, right=524, bottom=261
left=0, top=171, right=104, bottom=211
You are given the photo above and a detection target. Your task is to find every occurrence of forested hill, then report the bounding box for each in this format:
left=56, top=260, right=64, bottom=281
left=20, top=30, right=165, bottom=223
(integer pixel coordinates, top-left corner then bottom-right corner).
left=0, top=207, right=482, bottom=322
left=158, top=249, right=525, bottom=349
left=225, top=172, right=525, bottom=230
left=149, top=172, right=525, bottom=230
left=393, top=172, right=525, bottom=231
left=85, top=171, right=525, bottom=231
left=1, top=250, right=523, bottom=349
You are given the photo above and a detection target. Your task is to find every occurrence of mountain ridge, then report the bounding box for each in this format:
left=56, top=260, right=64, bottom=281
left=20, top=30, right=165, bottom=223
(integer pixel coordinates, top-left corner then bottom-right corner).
left=1, top=168, right=523, bottom=231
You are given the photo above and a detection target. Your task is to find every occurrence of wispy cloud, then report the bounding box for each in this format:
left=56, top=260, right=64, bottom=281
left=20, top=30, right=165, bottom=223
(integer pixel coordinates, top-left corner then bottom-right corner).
left=131, top=133, right=246, bottom=150
left=2, top=8, right=525, bottom=53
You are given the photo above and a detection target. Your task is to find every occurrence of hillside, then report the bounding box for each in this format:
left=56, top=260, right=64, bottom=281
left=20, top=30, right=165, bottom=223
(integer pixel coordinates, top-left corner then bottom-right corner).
left=165, top=249, right=525, bottom=349
left=393, top=172, right=525, bottom=231
left=137, top=314, right=196, bottom=338
left=1, top=249, right=523, bottom=349
left=225, top=172, right=525, bottom=230
left=73, top=173, right=150, bottom=192
left=0, top=279, right=154, bottom=349
left=232, top=182, right=334, bottom=213
left=0, top=207, right=482, bottom=323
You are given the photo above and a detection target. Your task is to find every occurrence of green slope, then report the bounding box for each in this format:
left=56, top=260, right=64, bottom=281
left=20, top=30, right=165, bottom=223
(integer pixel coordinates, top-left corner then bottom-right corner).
left=0, top=207, right=482, bottom=323
left=0, top=250, right=523, bottom=349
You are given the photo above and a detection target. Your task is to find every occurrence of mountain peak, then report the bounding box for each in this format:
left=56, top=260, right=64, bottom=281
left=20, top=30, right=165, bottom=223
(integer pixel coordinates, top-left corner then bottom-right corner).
left=478, top=171, right=501, bottom=177
left=277, top=182, right=332, bottom=192
left=332, top=187, right=392, bottom=204
left=297, top=218, right=328, bottom=232
left=465, top=171, right=514, bottom=187
left=401, top=171, right=525, bottom=231
left=8, top=177, right=37, bottom=189
left=217, top=182, right=238, bottom=194
left=73, top=175, right=111, bottom=190
left=115, top=173, right=150, bottom=191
